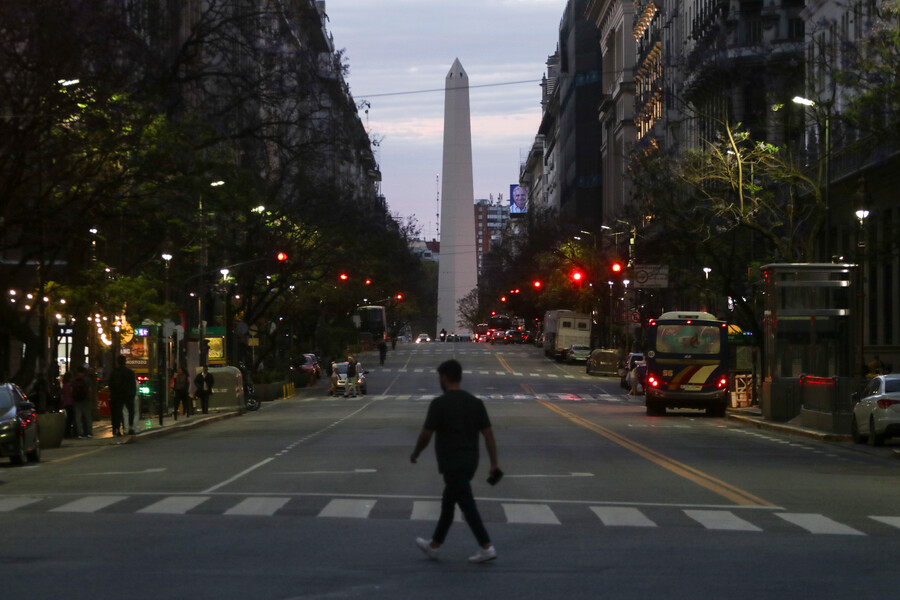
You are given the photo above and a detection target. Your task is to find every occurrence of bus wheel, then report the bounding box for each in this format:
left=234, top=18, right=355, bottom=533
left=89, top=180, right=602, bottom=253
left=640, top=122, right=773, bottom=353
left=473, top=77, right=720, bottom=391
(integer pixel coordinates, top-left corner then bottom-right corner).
left=646, top=403, right=664, bottom=416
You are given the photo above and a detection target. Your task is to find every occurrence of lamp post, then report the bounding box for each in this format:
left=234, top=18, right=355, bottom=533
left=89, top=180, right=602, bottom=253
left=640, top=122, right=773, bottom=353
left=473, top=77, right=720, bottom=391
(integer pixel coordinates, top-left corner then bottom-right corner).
left=855, top=209, right=869, bottom=375
left=793, top=95, right=831, bottom=261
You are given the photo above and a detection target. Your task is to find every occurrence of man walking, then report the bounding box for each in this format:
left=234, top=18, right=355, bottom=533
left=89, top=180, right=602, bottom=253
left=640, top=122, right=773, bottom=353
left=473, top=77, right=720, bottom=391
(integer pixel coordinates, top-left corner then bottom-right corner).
left=410, top=359, right=499, bottom=563
left=194, top=365, right=214, bottom=414
left=108, top=355, right=137, bottom=436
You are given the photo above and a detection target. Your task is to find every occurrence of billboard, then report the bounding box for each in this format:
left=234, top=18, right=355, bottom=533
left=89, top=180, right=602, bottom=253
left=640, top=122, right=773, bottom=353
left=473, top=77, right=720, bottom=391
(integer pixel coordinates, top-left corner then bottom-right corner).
left=509, top=184, right=527, bottom=216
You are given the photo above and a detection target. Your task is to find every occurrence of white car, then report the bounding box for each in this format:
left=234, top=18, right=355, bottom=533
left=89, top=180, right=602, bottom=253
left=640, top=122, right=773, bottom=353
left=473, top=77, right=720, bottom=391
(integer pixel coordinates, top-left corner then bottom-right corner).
left=851, top=374, right=900, bottom=446
left=416, top=333, right=431, bottom=343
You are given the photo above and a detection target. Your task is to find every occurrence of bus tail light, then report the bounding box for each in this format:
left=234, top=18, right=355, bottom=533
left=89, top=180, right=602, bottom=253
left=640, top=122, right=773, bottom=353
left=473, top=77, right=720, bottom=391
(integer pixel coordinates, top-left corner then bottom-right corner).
left=647, top=374, right=660, bottom=388
left=717, top=376, right=728, bottom=389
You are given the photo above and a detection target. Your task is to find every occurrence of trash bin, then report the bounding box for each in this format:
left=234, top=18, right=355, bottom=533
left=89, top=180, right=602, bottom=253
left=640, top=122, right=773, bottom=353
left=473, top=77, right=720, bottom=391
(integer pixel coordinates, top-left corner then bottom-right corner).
left=197, top=366, right=244, bottom=412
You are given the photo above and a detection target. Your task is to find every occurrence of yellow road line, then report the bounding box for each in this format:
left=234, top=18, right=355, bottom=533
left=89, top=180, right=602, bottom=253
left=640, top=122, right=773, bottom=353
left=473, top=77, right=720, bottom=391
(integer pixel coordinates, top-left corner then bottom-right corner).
left=496, top=355, right=514, bottom=373
left=538, top=400, right=775, bottom=507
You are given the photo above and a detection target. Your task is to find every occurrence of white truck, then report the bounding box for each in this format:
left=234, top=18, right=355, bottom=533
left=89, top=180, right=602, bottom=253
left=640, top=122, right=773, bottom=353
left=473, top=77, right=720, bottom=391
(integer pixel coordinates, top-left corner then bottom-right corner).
left=543, top=310, right=591, bottom=361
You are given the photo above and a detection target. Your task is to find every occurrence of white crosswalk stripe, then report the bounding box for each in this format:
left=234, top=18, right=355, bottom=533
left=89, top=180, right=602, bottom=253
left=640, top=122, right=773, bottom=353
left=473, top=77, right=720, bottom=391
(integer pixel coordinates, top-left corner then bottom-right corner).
left=502, top=503, right=561, bottom=525
left=0, top=497, right=42, bottom=512
left=224, top=497, right=290, bottom=516
left=318, top=498, right=376, bottom=519
left=138, top=496, right=209, bottom=514
left=870, top=516, right=900, bottom=529
left=777, top=513, right=865, bottom=535
left=591, top=506, right=657, bottom=527
left=51, top=495, right=128, bottom=513
left=411, top=501, right=463, bottom=522
left=686, top=510, right=762, bottom=531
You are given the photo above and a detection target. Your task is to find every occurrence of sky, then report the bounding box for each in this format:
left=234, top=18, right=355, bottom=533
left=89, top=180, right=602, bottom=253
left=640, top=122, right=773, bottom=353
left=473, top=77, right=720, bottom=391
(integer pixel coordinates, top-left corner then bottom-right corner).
left=324, top=0, right=566, bottom=240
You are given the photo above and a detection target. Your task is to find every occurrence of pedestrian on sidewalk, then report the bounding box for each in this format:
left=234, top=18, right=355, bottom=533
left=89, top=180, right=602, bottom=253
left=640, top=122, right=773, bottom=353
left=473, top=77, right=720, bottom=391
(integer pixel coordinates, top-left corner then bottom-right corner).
left=171, top=367, right=191, bottom=419
left=194, top=365, right=214, bottom=414
left=109, top=354, right=137, bottom=436
left=410, top=359, right=500, bottom=564
left=328, top=359, right=339, bottom=396
left=60, top=372, right=76, bottom=438
left=72, top=365, right=93, bottom=438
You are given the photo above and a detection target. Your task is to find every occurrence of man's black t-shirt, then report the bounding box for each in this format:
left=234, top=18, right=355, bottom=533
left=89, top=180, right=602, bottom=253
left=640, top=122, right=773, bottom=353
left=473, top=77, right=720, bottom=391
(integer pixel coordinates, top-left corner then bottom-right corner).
left=424, top=389, right=491, bottom=473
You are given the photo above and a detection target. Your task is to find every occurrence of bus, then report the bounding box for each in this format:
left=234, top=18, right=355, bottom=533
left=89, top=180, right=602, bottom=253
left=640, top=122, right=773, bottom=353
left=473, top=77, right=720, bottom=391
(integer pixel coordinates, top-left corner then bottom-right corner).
left=473, top=323, right=489, bottom=342
left=353, top=305, right=387, bottom=345
left=644, top=311, right=730, bottom=417
left=488, top=314, right=512, bottom=333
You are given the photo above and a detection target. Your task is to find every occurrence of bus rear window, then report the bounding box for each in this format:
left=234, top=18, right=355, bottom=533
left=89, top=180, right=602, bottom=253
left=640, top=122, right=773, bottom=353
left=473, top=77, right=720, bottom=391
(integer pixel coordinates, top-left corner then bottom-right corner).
left=655, top=325, right=721, bottom=354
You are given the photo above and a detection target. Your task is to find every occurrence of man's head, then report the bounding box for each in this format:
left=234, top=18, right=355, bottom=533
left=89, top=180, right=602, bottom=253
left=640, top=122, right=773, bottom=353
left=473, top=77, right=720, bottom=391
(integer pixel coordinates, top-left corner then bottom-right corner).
left=512, top=186, right=527, bottom=209
left=116, top=354, right=127, bottom=368
left=201, top=365, right=208, bottom=374
left=437, top=359, right=463, bottom=391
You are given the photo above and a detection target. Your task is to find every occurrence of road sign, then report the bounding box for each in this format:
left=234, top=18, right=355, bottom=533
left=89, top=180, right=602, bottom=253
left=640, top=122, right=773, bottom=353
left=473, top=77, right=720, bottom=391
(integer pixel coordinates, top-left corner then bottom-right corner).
left=633, top=265, right=669, bottom=288
left=630, top=310, right=641, bottom=323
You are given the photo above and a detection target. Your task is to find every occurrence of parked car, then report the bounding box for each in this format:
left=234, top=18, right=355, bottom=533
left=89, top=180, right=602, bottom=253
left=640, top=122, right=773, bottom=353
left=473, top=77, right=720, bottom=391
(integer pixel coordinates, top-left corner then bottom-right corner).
left=416, top=333, right=431, bottom=343
left=334, top=361, right=367, bottom=395
left=620, top=352, right=645, bottom=389
left=564, top=344, right=591, bottom=364
left=587, top=349, right=620, bottom=375
left=0, top=383, right=41, bottom=465
left=851, top=374, right=900, bottom=446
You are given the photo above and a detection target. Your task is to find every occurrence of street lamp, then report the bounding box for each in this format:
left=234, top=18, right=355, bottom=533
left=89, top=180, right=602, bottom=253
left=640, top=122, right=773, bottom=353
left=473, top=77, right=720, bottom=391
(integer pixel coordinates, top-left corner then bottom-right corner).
left=855, top=209, right=869, bottom=376
left=703, top=267, right=712, bottom=280
left=793, top=95, right=831, bottom=260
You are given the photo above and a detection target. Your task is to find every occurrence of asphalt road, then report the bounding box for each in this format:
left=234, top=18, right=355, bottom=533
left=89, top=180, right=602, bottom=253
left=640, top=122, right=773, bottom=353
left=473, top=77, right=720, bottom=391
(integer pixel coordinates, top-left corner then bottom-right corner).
left=3, top=341, right=899, bottom=599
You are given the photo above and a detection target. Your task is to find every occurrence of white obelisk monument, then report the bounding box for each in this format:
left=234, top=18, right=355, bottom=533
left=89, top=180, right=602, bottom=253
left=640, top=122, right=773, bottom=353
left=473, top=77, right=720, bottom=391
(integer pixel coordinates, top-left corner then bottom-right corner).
left=436, top=59, right=478, bottom=337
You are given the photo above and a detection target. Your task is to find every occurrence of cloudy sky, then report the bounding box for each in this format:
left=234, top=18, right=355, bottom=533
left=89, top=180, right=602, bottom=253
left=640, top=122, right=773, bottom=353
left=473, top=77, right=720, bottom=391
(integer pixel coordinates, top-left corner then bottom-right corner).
left=325, top=0, right=565, bottom=239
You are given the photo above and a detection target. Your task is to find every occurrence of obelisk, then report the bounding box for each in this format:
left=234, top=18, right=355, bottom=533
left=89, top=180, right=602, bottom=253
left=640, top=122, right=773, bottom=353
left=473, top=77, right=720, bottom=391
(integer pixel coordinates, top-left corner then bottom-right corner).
left=436, top=59, right=478, bottom=337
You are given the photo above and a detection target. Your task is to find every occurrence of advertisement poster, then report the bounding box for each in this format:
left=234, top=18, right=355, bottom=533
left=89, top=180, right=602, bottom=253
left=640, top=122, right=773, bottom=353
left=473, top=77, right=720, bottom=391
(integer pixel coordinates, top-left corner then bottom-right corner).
left=509, top=184, right=527, bottom=216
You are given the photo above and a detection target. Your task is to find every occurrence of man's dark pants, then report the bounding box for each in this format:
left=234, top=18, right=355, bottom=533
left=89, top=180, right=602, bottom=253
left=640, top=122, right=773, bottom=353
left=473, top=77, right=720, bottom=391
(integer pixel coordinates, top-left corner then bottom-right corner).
left=199, top=391, right=210, bottom=414
left=432, top=468, right=491, bottom=547
left=110, top=395, right=125, bottom=433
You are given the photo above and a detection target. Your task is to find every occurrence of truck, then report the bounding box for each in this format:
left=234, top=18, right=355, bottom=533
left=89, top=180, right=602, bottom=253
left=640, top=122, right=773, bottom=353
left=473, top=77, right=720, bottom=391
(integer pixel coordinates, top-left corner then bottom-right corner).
left=543, top=310, right=591, bottom=361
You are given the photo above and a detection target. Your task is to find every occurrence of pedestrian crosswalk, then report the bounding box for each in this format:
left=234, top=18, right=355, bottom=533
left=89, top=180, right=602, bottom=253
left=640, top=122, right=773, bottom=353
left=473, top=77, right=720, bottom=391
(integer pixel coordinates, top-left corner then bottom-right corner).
left=380, top=367, right=596, bottom=380
left=315, top=392, right=631, bottom=404
left=5, top=494, right=898, bottom=536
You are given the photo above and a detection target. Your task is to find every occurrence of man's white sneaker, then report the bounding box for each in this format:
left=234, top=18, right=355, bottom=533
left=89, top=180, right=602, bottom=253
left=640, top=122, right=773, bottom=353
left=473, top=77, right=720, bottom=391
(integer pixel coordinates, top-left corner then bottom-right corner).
left=468, top=546, right=497, bottom=563
left=415, top=537, right=439, bottom=560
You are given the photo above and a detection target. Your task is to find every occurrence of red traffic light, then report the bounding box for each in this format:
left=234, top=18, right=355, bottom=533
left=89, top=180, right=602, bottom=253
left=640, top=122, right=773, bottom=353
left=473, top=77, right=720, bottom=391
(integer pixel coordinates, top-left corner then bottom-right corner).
left=570, top=269, right=584, bottom=283
left=533, top=280, right=542, bottom=289
left=500, top=296, right=507, bottom=303
left=276, top=252, right=288, bottom=262
left=611, top=262, right=623, bottom=274
left=339, top=273, right=349, bottom=281
left=395, top=293, right=403, bottom=301
left=365, top=278, right=372, bottom=285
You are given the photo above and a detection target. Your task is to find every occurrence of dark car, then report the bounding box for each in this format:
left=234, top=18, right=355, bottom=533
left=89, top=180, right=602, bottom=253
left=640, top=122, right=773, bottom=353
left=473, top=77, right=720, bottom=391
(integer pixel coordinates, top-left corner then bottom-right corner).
left=488, top=330, right=507, bottom=344
left=586, top=349, right=619, bottom=375
left=291, top=354, right=321, bottom=386
left=0, top=383, right=41, bottom=465
left=506, top=330, right=524, bottom=344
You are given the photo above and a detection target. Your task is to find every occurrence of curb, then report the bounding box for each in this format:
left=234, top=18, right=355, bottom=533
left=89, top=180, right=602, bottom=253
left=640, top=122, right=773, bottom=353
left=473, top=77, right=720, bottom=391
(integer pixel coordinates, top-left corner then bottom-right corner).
left=130, top=410, right=242, bottom=441
left=726, top=412, right=852, bottom=443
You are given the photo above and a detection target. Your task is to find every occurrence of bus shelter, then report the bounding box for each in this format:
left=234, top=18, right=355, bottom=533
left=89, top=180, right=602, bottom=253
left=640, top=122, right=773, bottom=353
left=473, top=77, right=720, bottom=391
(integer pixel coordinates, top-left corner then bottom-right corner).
left=759, top=263, right=862, bottom=431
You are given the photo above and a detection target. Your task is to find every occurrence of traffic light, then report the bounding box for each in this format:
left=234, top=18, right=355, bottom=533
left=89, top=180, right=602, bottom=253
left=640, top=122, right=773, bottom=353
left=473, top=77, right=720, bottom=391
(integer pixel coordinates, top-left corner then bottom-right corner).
left=395, top=293, right=403, bottom=301
left=339, top=273, right=349, bottom=281
left=611, top=261, right=624, bottom=275
left=276, top=251, right=288, bottom=262
left=365, top=278, right=372, bottom=285
left=533, top=279, right=542, bottom=289
left=570, top=269, right=584, bottom=284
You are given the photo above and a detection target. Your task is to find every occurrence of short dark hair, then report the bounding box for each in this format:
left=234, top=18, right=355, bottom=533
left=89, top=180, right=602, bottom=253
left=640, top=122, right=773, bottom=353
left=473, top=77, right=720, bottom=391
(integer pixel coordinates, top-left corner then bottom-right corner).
left=116, top=354, right=127, bottom=367
left=437, top=359, right=462, bottom=383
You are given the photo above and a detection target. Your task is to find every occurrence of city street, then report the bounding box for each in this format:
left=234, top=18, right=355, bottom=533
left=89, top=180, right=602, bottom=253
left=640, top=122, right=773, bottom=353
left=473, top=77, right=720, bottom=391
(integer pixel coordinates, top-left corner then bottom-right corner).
left=3, top=341, right=899, bottom=599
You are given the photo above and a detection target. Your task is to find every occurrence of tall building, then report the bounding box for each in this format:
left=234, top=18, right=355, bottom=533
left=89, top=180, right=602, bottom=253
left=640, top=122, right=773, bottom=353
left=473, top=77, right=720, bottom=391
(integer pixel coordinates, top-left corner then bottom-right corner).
left=474, top=197, right=510, bottom=276
left=436, top=59, right=478, bottom=336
